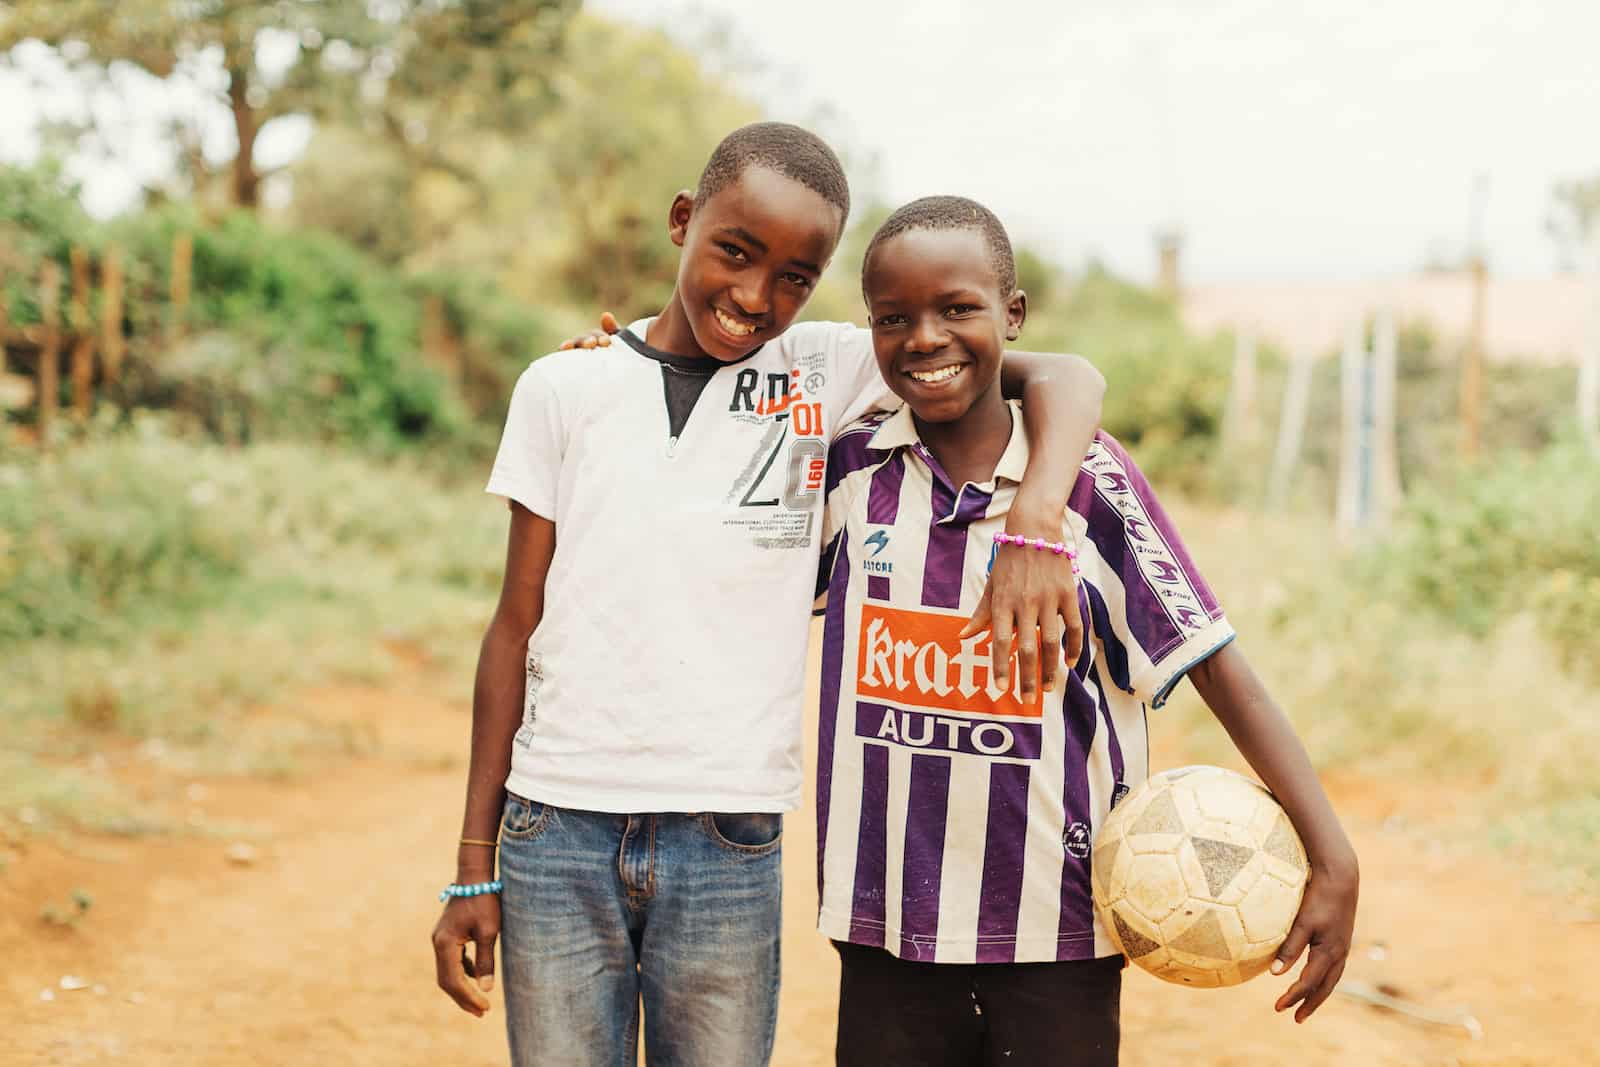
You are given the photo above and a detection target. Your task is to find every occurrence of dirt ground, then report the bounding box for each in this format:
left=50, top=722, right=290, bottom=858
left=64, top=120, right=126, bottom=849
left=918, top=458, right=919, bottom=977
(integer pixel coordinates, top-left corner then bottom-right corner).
left=5, top=647, right=1598, bottom=1067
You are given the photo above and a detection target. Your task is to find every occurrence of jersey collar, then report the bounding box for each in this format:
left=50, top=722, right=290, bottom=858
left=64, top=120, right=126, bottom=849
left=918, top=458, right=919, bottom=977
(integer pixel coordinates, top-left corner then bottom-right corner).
left=867, top=400, right=1031, bottom=486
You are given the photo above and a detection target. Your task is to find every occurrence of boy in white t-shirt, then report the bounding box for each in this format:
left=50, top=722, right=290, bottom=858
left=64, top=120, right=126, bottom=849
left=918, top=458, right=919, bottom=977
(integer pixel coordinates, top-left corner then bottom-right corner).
left=429, top=124, right=1107, bottom=1067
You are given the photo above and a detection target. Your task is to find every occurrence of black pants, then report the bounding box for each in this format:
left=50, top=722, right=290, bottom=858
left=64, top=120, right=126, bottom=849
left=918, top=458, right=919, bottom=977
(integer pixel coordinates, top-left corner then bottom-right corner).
left=833, top=940, right=1122, bottom=1067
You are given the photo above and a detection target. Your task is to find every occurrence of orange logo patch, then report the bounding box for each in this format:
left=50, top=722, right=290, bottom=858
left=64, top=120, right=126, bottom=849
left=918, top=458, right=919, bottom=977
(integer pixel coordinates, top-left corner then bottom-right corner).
left=856, top=605, right=1042, bottom=718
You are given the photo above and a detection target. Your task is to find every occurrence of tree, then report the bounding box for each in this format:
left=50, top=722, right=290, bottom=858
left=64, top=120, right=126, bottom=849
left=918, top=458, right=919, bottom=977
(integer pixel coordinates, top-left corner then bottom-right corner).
left=0, top=0, right=577, bottom=209
left=1547, top=177, right=1600, bottom=273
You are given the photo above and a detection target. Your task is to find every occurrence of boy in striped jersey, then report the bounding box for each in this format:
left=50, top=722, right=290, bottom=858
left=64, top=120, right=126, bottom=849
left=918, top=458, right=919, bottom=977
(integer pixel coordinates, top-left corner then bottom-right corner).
left=816, top=197, right=1359, bottom=1065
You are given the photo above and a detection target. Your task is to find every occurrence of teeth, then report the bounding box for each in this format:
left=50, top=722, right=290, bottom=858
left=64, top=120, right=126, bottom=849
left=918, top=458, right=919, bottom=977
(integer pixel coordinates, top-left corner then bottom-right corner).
left=909, top=364, right=964, bottom=383
left=715, top=309, right=756, bottom=337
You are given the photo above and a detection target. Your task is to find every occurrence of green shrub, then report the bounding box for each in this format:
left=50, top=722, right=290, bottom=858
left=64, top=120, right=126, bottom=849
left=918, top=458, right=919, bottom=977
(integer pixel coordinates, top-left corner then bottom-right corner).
left=1025, top=268, right=1233, bottom=492
left=0, top=418, right=506, bottom=645
left=1361, top=439, right=1600, bottom=674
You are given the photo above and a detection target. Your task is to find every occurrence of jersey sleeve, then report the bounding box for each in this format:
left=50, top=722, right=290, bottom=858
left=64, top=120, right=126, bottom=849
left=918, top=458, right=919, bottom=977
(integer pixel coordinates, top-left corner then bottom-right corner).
left=826, top=323, right=900, bottom=434
left=1073, top=433, right=1234, bottom=708
left=485, top=360, right=564, bottom=521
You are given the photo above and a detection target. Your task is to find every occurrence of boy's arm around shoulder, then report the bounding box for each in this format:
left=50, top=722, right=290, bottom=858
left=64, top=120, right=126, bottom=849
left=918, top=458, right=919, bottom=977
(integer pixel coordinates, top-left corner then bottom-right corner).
left=1188, top=642, right=1360, bottom=1024
left=431, top=502, right=556, bottom=1019
left=963, top=352, right=1106, bottom=702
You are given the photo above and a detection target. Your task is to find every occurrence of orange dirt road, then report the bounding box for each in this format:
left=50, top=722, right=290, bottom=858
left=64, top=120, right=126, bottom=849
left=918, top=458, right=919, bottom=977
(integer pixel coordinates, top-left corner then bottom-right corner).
left=4, top=651, right=1597, bottom=1066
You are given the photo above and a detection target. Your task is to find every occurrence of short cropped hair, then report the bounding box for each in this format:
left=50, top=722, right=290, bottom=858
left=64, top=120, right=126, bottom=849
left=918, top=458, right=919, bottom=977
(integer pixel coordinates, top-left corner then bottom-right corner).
left=696, top=122, right=851, bottom=225
left=863, top=195, right=1017, bottom=297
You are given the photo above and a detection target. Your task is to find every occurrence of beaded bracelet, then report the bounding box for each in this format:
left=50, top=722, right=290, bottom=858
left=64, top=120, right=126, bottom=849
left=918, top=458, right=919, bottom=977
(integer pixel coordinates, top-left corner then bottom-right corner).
left=439, top=879, right=504, bottom=903
left=993, top=531, right=1082, bottom=576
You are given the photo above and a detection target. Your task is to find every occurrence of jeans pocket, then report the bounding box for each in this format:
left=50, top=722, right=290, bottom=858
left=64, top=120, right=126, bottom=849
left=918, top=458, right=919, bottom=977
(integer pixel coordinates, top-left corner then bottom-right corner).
left=701, top=812, right=783, bottom=855
left=500, top=793, right=554, bottom=841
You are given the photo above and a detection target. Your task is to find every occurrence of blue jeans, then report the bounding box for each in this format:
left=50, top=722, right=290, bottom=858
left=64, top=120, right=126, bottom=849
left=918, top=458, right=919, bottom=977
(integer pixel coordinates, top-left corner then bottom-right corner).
left=498, top=794, right=784, bottom=1067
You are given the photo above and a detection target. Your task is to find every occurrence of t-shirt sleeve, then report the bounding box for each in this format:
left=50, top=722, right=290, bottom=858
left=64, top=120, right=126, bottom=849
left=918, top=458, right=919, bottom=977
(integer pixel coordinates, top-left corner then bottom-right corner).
left=1074, top=434, right=1234, bottom=708
left=485, top=361, right=564, bottom=521
left=827, top=323, right=900, bottom=433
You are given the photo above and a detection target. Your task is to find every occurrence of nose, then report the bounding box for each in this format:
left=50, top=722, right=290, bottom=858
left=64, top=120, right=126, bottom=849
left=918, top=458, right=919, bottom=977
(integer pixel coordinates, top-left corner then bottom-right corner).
left=906, top=313, right=948, bottom=354
left=730, top=275, right=775, bottom=318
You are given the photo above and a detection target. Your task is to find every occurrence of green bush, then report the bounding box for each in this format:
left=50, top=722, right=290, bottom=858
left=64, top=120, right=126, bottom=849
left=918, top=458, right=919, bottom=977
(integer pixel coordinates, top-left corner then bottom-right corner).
left=1362, top=439, right=1600, bottom=674
left=1025, top=268, right=1233, bottom=492
left=0, top=418, right=506, bottom=645
left=0, top=163, right=552, bottom=451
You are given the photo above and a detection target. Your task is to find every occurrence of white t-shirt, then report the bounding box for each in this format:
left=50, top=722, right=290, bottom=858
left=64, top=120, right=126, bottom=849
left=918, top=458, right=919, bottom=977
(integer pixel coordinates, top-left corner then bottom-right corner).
left=485, top=318, right=896, bottom=813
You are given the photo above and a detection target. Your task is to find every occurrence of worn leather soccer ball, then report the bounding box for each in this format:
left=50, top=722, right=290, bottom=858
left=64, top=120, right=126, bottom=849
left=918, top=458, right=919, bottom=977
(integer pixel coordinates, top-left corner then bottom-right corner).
left=1092, top=766, right=1309, bottom=987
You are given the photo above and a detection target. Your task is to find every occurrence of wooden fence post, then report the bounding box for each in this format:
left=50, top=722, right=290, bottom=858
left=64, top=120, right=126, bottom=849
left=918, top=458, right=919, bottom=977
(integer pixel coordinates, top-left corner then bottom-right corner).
left=1336, top=321, right=1367, bottom=536
left=1267, top=347, right=1315, bottom=509
left=70, top=246, right=96, bottom=419
left=1372, top=309, right=1401, bottom=523
left=171, top=231, right=193, bottom=337
left=102, top=245, right=126, bottom=387
left=1221, top=330, right=1259, bottom=453
left=1460, top=255, right=1486, bottom=460
left=38, top=260, right=62, bottom=437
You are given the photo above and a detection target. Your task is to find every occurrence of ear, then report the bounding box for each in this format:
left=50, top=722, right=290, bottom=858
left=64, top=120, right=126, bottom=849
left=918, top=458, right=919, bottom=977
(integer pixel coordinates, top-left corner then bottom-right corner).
left=667, top=190, right=695, bottom=247
left=1004, top=289, right=1028, bottom=340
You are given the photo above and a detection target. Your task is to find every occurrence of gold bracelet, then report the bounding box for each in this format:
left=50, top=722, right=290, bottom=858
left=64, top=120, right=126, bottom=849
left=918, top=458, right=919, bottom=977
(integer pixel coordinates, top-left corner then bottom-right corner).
left=459, top=838, right=499, bottom=848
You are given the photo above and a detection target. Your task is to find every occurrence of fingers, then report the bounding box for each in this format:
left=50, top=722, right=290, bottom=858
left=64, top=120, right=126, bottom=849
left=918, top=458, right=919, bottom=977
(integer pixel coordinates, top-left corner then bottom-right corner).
left=433, top=923, right=490, bottom=1017
left=1061, top=583, right=1085, bottom=665
left=1039, top=609, right=1063, bottom=693
left=474, top=932, right=497, bottom=994
left=1271, top=920, right=1310, bottom=978
left=991, top=610, right=1015, bottom=693
left=1275, top=942, right=1335, bottom=1021
left=960, top=586, right=994, bottom=640
left=1013, top=601, right=1040, bottom=704
left=1295, top=955, right=1346, bottom=1022
left=599, top=311, right=620, bottom=334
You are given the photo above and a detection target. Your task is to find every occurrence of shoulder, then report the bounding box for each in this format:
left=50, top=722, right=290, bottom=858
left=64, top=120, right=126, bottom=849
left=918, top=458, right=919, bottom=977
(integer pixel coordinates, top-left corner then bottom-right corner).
left=771, top=319, right=869, bottom=363
left=1069, top=430, right=1169, bottom=526
left=827, top=410, right=897, bottom=486
left=514, top=345, right=631, bottom=393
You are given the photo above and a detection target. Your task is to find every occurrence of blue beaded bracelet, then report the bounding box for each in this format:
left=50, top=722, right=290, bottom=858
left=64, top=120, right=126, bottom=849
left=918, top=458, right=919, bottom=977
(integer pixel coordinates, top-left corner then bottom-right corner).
left=439, top=879, right=504, bottom=903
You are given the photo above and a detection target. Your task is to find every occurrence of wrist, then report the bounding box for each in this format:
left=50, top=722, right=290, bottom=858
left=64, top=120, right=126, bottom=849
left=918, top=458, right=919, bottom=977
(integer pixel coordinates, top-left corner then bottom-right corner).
left=1005, top=493, right=1065, bottom=536
left=455, top=854, right=497, bottom=882
left=1309, top=842, right=1359, bottom=886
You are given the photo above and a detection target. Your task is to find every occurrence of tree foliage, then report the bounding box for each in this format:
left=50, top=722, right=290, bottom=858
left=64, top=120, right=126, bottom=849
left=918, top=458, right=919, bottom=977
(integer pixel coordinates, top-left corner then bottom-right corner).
left=0, top=0, right=578, bottom=208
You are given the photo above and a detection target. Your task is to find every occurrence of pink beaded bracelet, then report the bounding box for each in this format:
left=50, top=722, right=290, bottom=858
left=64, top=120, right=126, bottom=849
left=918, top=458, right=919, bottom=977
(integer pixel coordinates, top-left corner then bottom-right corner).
left=993, top=531, right=1082, bottom=575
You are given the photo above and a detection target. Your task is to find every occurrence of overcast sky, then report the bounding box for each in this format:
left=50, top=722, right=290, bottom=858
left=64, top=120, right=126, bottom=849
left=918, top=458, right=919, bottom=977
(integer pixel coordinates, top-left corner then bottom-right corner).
left=4, top=1, right=1596, bottom=282
left=594, top=0, right=1600, bottom=282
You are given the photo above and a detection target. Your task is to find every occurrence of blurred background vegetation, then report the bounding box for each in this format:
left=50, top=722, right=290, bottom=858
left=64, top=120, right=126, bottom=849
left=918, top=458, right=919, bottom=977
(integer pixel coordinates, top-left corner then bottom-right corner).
left=1, top=1, right=1595, bottom=897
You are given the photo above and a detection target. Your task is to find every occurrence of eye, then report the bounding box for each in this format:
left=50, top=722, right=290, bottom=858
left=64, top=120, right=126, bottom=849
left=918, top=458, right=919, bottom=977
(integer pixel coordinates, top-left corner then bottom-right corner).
left=781, top=271, right=813, bottom=290
left=873, top=313, right=908, bottom=328
left=944, top=303, right=980, bottom=317
left=717, top=242, right=748, bottom=262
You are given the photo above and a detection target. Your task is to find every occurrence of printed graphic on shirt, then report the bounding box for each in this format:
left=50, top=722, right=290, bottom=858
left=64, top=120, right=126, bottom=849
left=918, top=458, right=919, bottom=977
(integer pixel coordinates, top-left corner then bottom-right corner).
left=514, top=650, right=544, bottom=750
left=720, top=349, right=831, bottom=550
left=1084, top=440, right=1212, bottom=636
left=855, top=605, right=1043, bottom=761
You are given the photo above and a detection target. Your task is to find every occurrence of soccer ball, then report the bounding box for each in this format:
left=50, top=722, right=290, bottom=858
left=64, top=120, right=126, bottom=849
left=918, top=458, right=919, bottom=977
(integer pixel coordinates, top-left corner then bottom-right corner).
left=1092, top=766, right=1308, bottom=987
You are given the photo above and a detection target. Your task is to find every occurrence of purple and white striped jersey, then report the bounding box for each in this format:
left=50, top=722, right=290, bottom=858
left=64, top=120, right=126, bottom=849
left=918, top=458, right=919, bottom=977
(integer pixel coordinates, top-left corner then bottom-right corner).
left=815, top=402, right=1235, bottom=964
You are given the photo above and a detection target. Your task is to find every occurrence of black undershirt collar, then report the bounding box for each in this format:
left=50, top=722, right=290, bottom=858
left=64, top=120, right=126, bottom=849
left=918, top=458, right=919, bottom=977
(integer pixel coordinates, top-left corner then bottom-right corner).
left=616, top=327, right=764, bottom=444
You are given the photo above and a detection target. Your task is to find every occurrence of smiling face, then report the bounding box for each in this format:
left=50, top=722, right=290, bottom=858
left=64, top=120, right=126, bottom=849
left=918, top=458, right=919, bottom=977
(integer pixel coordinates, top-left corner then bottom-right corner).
left=657, top=165, right=844, bottom=362
left=862, top=226, right=1026, bottom=424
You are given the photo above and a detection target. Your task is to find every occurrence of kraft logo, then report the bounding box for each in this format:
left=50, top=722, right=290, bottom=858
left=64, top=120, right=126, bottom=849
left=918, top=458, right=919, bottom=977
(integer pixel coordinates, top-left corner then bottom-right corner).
left=856, top=605, right=1042, bottom=718
left=865, top=530, right=890, bottom=557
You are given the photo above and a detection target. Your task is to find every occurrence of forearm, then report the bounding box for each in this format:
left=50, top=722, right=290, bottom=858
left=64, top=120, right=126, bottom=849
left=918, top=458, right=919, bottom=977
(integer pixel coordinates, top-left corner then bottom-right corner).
left=455, top=621, right=530, bottom=881
left=1000, top=352, right=1105, bottom=525
left=1188, top=643, right=1357, bottom=880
